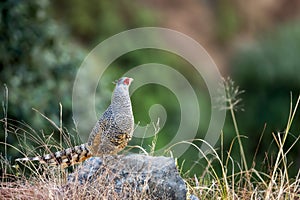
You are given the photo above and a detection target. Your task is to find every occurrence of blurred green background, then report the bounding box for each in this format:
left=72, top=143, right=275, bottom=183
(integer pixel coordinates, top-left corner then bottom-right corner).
left=1, top=0, right=300, bottom=177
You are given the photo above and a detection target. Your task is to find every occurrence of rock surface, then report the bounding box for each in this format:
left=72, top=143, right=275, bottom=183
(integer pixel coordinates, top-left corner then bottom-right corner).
left=67, top=154, right=187, bottom=199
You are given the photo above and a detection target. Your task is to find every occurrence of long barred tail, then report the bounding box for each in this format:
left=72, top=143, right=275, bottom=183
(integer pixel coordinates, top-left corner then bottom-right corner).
left=15, top=143, right=92, bottom=169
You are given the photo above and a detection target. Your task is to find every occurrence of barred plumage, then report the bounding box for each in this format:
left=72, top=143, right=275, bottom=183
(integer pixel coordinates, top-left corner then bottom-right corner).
left=15, top=144, right=92, bottom=168
left=16, top=77, right=134, bottom=168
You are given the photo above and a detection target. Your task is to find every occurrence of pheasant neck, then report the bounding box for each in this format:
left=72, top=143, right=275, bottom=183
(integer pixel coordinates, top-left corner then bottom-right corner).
left=111, top=87, right=132, bottom=114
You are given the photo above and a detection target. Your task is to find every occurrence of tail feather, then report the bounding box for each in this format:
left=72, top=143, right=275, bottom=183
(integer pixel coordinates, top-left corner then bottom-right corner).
left=15, top=143, right=92, bottom=168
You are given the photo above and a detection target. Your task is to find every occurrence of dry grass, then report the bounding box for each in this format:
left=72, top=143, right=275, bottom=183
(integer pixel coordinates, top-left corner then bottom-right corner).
left=0, top=104, right=162, bottom=199
left=1, top=82, right=300, bottom=199
left=181, top=80, right=300, bottom=199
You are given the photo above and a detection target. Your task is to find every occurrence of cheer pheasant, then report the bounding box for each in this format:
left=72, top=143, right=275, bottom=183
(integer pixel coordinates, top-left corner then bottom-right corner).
left=16, top=77, right=134, bottom=168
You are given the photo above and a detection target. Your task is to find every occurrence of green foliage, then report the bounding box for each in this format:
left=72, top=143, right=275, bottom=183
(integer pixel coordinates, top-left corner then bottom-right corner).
left=50, top=0, right=158, bottom=46
left=230, top=21, right=300, bottom=175
left=0, top=0, right=84, bottom=156
left=0, top=0, right=165, bottom=160
left=232, top=24, right=300, bottom=89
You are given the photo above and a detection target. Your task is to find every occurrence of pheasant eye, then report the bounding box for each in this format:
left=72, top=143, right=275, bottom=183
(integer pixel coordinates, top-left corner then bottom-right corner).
left=123, top=78, right=130, bottom=85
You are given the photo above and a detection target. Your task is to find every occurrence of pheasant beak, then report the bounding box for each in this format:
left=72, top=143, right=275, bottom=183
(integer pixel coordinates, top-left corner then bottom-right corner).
left=128, top=78, right=134, bottom=85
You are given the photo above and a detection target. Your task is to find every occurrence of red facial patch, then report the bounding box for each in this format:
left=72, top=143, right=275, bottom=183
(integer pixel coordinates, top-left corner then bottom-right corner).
left=123, top=78, right=130, bottom=85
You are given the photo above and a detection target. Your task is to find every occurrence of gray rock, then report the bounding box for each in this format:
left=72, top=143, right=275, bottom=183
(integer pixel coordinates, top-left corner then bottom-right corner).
left=189, top=194, right=200, bottom=200
left=67, top=154, right=187, bottom=199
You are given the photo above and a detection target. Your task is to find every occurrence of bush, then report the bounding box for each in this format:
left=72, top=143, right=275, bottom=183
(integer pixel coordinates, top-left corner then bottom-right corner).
left=230, top=21, right=300, bottom=175
left=0, top=0, right=84, bottom=157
